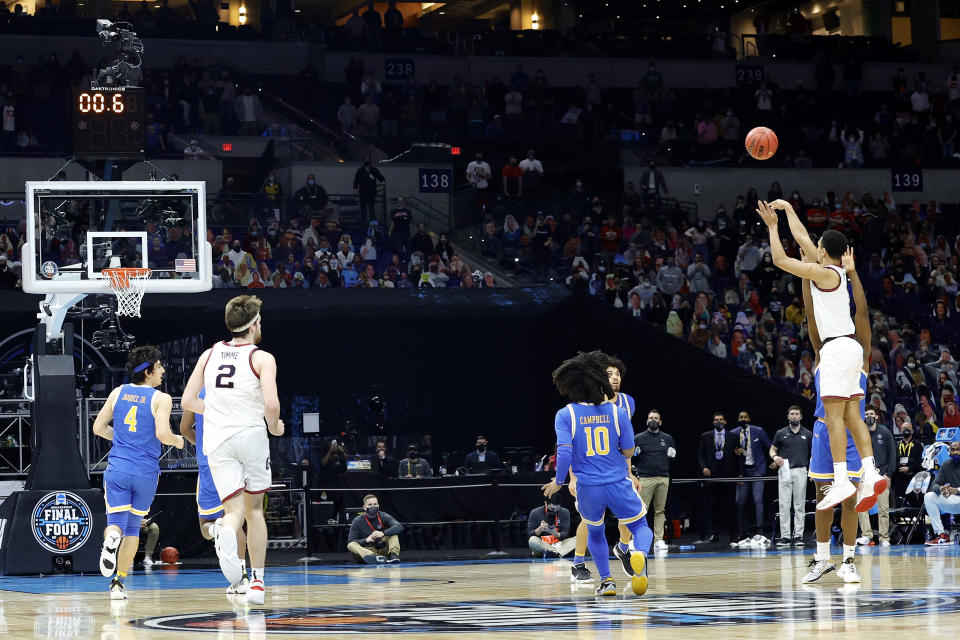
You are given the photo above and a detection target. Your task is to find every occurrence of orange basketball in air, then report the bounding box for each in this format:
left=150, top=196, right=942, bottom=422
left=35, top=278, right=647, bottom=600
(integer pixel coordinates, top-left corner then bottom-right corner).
left=745, top=126, right=778, bottom=160
left=160, top=546, right=179, bottom=564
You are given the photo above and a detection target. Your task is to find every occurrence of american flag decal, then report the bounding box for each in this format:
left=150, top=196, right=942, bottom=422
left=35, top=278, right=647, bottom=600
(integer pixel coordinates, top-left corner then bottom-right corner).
left=175, top=258, right=197, bottom=273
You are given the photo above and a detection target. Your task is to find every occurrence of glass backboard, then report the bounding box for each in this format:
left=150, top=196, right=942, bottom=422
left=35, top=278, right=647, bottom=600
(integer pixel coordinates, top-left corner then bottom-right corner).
left=23, top=181, right=210, bottom=294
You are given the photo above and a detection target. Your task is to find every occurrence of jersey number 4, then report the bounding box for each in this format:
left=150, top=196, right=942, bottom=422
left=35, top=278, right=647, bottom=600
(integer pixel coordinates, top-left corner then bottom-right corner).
left=123, top=406, right=138, bottom=432
left=583, top=426, right=610, bottom=456
left=216, top=365, right=236, bottom=388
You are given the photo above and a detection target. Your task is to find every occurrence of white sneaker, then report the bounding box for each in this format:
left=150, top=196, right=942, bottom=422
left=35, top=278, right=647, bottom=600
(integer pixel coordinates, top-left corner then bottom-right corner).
left=802, top=558, right=836, bottom=583
left=855, top=470, right=887, bottom=512
left=246, top=579, right=265, bottom=605
left=653, top=540, right=669, bottom=552
left=214, top=525, right=244, bottom=585
left=816, top=481, right=856, bottom=511
left=227, top=575, right=250, bottom=594
left=100, top=530, right=122, bottom=578
left=880, top=540, right=890, bottom=548
left=836, top=558, right=862, bottom=583
left=142, top=556, right=153, bottom=567
left=109, top=577, right=127, bottom=600
left=855, top=536, right=872, bottom=546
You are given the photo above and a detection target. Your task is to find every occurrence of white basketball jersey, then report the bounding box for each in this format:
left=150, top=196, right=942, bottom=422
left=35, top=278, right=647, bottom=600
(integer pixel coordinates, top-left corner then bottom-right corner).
left=810, top=264, right=855, bottom=340
left=201, top=341, right=265, bottom=455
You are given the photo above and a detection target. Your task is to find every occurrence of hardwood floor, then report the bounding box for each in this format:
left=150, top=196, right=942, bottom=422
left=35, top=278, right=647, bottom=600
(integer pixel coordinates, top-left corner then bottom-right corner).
left=3, top=546, right=959, bottom=638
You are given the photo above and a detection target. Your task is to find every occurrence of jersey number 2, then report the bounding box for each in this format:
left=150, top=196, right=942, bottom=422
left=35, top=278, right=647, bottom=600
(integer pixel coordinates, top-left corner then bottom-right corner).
left=123, top=406, right=137, bottom=432
left=216, top=365, right=236, bottom=388
left=583, top=426, right=610, bottom=456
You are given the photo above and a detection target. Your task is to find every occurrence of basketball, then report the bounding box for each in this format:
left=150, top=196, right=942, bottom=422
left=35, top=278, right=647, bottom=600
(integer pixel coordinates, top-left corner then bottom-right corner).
left=55, top=535, right=69, bottom=550
left=160, top=547, right=179, bottom=564
left=745, top=126, right=778, bottom=160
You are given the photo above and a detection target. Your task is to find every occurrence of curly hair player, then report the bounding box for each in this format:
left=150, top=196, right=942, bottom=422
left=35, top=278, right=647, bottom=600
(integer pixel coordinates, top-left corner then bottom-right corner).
left=568, top=355, right=643, bottom=584
left=543, top=351, right=652, bottom=597
left=757, top=199, right=887, bottom=512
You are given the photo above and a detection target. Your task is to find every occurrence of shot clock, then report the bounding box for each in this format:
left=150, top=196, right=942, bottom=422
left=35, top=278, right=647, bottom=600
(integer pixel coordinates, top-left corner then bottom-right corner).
left=72, top=86, right=145, bottom=158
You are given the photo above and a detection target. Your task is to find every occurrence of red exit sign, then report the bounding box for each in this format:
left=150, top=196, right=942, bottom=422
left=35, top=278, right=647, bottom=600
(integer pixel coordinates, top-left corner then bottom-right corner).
left=221, top=143, right=233, bottom=152
left=450, top=146, right=461, bottom=156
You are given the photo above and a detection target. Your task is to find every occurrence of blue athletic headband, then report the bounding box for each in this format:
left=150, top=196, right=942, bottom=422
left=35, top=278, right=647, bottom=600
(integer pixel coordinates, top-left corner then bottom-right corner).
left=132, top=360, right=155, bottom=373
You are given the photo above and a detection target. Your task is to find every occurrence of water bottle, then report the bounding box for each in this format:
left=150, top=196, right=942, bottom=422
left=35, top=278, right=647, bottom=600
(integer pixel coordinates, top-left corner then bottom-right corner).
left=678, top=545, right=695, bottom=551
left=439, top=465, right=447, bottom=476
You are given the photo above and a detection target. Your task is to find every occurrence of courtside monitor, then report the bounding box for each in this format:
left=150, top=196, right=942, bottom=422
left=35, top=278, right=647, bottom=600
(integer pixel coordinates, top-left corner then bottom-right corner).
left=23, top=181, right=210, bottom=295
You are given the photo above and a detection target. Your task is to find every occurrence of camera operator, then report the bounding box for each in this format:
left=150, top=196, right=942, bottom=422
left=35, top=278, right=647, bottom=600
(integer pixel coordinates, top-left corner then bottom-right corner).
left=527, top=494, right=575, bottom=557
left=320, top=439, right=347, bottom=486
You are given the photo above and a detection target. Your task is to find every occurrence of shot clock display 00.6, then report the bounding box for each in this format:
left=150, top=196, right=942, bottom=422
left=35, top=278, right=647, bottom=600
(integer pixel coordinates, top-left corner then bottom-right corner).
left=72, top=87, right=145, bottom=158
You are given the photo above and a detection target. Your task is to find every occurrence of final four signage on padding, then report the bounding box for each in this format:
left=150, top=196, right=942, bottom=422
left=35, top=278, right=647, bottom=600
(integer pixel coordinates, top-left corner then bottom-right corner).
left=31, top=491, right=92, bottom=553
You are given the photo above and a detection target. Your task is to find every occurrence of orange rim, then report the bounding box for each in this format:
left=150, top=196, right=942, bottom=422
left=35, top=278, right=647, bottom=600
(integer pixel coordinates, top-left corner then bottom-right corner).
left=102, top=267, right=152, bottom=290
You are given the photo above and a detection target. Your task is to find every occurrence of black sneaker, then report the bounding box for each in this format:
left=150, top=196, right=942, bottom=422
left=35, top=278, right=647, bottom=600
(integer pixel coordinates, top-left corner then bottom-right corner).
left=613, top=543, right=635, bottom=577
left=363, top=554, right=385, bottom=565
left=570, top=563, right=593, bottom=583
left=595, top=577, right=617, bottom=597
left=792, top=537, right=805, bottom=547
left=386, top=552, right=400, bottom=564
left=776, top=537, right=792, bottom=548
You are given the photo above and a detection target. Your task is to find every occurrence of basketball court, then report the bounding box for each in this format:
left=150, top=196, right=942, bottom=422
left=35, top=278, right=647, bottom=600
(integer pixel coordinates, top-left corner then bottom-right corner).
left=0, top=546, right=956, bottom=638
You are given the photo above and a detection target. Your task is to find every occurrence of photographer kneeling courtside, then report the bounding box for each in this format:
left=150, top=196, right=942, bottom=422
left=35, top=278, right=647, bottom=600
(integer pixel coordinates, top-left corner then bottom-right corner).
left=347, top=494, right=404, bottom=564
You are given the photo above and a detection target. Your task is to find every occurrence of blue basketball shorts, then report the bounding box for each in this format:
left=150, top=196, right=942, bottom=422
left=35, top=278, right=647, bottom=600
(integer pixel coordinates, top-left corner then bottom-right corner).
left=196, top=464, right=224, bottom=520
left=808, top=419, right=863, bottom=482
left=575, top=478, right=647, bottom=526
left=104, top=469, right=159, bottom=535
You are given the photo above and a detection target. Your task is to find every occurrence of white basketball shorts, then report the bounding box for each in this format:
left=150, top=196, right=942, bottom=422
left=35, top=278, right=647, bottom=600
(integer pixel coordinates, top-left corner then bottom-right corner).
left=207, top=427, right=272, bottom=500
left=817, top=336, right=863, bottom=400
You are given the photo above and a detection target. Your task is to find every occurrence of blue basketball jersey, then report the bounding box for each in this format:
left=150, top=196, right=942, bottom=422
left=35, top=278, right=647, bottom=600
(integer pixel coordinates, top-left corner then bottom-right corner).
left=194, top=387, right=209, bottom=468
left=108, top=384, right=161, bottom=476
left=813, top=370, right=867, bottom=419
left=555, top=402, right=634, bottom=486
left=615, top=392, right=636, bottom=420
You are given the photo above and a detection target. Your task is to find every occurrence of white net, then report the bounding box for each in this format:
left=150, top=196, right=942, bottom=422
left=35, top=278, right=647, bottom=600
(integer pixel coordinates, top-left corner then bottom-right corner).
left=102, top=268, right=152, bottom=317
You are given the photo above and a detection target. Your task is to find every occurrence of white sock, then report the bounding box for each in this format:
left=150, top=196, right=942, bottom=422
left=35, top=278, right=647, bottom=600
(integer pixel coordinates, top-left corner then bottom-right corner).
left=815, top=542, right=830, bottom=561
left=201, top=522, right=215, bottom=539
left=251, top=567, right=264, bottom=583
left=842, top=544, right=855, bottom=561
left=832, top=462, right=848, bottom=483
left=861, top=456, right=877, bottom=476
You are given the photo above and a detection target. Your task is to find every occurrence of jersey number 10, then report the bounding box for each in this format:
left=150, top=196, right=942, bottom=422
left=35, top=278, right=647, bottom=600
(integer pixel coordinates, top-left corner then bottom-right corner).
left=583, top=426, right=610, bottom=456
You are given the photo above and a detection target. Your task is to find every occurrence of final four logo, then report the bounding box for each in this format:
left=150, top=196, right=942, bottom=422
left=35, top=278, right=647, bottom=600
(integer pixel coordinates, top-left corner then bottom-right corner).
left=32, top=492, right=92, bottom=553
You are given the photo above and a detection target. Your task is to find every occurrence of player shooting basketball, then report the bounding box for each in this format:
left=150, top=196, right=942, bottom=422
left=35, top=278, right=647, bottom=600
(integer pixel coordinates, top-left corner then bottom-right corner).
left=92, top=345, right=185, bottom=600
left=757, top=200, right=886, bottom=513
left=802, top=246, right=869, bottom=584
left=182, top=295, right=284, bottom=606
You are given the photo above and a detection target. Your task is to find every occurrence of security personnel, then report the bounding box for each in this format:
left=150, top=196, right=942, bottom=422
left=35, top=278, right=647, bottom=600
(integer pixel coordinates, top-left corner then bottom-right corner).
left=633, top=409, right=676, bottom=551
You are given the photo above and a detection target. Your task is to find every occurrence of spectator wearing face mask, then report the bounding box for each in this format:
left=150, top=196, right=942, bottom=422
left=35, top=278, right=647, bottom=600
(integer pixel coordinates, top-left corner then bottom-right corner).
left=398, top=445, right=432, bottom=478
left=696, top=411, right=739, bottom=543
left=656, top=257, right=684, bottom=296
left=183, top=139, right=208, bottom=160
left=527, top=495, right=575, bottom=557
left=295, top=174, right=329, bottom=213
left=923, top=441, right=960, bottom=545
left=633, top=409, right=676, bottom=552
left=770, top=405, right=812, bottom=547
left=465, top=435, right=501, bottom=472
left=261, top=171, right=281, bottom=201
left=347, top=494, right=403, bottom=563
left=734, top=234, right=761, bottom=277
left=857, top=408, right=896, bottom=546
left=0, top=255, right=18, bottom=289
left=731, top=410, right=771, bottom=539
left=893, top=422, right=923, bottom=499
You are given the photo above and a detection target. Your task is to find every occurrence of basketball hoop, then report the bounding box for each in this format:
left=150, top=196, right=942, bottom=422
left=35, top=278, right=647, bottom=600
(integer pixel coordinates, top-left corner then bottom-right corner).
left=102, top=267, right=152, bottom=317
